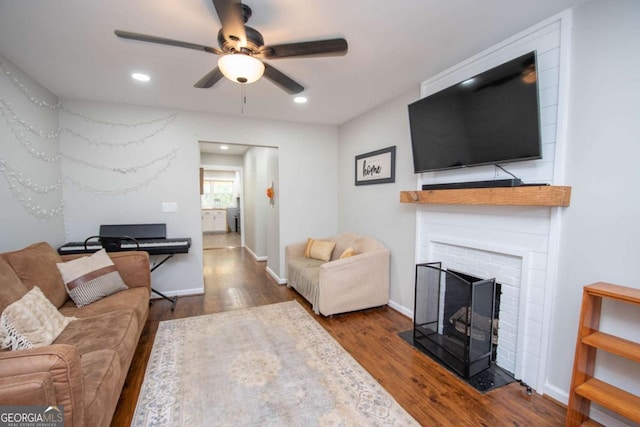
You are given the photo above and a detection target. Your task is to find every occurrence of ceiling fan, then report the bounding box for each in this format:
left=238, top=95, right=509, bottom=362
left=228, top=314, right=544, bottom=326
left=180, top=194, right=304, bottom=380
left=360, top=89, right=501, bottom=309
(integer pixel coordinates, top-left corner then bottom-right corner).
left=114, top=0, right=348, bottom=95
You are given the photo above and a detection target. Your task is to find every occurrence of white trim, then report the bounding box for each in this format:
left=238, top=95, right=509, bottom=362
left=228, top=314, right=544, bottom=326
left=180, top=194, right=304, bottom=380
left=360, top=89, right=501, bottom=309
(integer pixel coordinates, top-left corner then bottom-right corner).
left=543, top=381, right=568, bottom=404
left=245, top=245, right=267, bottom=262
left=537, top=9, right=572, bottom=396
left=388, top=299, right=413, bottom=319
left=266, top=266, right=286, bottom=285
left=428, top=235, right=529, bottom=260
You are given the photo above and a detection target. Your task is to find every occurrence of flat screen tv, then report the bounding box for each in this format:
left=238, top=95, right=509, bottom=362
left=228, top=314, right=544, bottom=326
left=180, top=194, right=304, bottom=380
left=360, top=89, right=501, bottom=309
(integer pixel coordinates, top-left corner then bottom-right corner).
left=408, top=51, right=542, bottom=174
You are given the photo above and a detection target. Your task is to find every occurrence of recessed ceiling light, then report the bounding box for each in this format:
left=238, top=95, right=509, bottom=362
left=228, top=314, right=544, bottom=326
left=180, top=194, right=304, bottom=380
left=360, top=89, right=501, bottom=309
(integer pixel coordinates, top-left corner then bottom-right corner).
left=220, top=145, right=229, bottom=150
left=293, top=96, right=307, bottom=104
left=131, top=73, right=150, bottom=82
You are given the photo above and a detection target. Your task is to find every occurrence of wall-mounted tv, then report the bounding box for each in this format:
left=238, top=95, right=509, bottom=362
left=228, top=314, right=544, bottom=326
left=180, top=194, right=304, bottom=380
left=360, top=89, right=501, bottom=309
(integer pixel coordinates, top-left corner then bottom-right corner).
left=408, top=51, right=542, bottom=174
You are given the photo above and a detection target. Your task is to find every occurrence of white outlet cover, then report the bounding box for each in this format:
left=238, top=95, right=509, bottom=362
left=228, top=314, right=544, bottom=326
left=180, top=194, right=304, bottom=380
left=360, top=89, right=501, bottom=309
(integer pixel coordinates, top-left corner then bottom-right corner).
left=162, top=202, right=178, bottom=213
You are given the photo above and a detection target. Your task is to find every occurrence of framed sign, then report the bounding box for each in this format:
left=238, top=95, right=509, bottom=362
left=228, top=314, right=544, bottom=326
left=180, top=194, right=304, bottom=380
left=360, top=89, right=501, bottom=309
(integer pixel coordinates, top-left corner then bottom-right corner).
left=355, top=146, right=396, bottom=186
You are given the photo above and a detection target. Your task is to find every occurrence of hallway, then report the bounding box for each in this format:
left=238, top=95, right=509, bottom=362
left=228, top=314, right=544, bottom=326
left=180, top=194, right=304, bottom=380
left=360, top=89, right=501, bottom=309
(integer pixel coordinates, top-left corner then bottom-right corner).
left=203, top=231, right=241, bottom=249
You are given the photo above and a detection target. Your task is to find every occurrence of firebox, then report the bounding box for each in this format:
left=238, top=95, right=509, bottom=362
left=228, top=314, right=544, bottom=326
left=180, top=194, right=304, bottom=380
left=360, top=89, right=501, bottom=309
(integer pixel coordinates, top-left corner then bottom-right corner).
left=412, top=262, right=498, bottom=378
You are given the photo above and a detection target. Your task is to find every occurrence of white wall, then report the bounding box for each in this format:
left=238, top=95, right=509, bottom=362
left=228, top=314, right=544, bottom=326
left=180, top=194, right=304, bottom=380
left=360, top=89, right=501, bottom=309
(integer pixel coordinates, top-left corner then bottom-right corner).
left=337, top=88, right=420, bottom=313
left=265, top=147, right=281, bottom=280
left=59, top=101, right=338, bottom=295
left=243, top=146, right=269, bottom=259
left=0, top=56, right=64, bottom=251
left=547, top=1, right=640, bottom=423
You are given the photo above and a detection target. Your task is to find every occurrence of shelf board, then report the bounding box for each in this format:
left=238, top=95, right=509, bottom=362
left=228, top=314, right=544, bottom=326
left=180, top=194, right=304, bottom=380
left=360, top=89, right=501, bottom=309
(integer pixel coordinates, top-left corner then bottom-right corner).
left=585, top=282, right=640, bottom=305
left=399, top=186, right=571, bottom=207
left=582, top=331, right=640, bottom=363
left=575, top=378, right=640, bottom=423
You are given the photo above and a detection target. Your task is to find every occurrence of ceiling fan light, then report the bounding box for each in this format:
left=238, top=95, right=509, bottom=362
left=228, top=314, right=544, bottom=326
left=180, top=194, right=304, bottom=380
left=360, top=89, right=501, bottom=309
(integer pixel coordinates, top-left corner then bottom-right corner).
left=218, top=54, right=265, bottom=84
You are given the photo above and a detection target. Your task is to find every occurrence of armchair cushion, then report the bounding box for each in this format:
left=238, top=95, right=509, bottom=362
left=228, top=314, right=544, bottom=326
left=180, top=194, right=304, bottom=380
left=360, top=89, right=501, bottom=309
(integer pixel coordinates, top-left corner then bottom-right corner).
left=0, top=287, right=75, bottom=351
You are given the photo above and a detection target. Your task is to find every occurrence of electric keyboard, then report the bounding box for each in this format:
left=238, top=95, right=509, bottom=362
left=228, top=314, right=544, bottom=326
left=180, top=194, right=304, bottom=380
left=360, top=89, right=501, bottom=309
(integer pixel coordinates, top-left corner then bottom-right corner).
left=58, top=238, right=191, bottom=255
left=57, top=223, right=191, bottom=255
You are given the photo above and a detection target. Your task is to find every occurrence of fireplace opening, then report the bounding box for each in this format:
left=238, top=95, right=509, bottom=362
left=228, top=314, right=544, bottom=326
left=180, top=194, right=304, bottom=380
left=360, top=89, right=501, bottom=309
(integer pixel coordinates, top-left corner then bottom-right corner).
left=447, top=269, right=502, bottom=362
left=399, top=262, right=515, bottom=392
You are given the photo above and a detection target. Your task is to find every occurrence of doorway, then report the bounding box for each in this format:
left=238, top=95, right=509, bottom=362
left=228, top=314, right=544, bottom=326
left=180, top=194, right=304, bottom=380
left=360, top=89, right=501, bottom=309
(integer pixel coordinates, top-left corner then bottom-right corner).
left=199, top=142, right=245, bottom=250
left=199, top=142, right=280, bottom=275
left=200, top=167, right=243, bottom=250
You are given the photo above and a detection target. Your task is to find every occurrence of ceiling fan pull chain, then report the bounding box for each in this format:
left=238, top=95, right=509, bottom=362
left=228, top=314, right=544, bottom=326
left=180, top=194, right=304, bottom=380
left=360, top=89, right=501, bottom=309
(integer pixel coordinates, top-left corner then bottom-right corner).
left=240, top=84, right=246, bottom=114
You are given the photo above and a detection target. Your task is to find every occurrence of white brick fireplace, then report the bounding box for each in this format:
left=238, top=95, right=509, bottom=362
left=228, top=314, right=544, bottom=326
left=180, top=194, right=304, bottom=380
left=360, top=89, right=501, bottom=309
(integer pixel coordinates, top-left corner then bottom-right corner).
left=424, top=232, right=540, bottom=384
left=415, top=204, right=559, bottom=390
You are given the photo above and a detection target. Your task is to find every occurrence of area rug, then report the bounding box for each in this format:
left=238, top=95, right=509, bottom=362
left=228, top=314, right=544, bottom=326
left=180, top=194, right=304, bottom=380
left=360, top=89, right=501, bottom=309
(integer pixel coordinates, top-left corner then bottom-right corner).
left=132, top=300, right=418, bottom=426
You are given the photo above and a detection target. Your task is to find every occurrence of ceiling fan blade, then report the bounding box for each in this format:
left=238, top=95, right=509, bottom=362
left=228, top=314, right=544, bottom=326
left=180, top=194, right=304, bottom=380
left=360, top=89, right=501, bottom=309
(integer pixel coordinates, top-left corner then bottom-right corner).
left=258, top=38, right=348, bottom=59
left=194, top=67, right=225, bottom=88
left=211, top=0, right=247, bottom=49
left=114, top=30, right=222, bottom=55
left=263, top=63, right=304, bottom=95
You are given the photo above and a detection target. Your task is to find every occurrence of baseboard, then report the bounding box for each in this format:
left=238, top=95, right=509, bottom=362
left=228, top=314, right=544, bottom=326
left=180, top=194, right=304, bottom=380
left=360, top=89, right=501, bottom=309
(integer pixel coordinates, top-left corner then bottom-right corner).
left=543, top=382, right=633, bottom=427
left=589, top=407, right=634, bottom=427
left=150, top=287, right=204, bottom=298
left=388, top=299, right=413, bottom=319
left=266, top=266, right=286, bottom=285
left=542, top=382, right=568, bottom=405
left=245, top=246, right=267, bottom=262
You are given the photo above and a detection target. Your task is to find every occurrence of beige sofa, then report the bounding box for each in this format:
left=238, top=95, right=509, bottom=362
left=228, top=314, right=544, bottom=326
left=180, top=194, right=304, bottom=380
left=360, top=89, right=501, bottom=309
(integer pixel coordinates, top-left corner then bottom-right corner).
left=286, top=233, right=390, bottom=316
left=0, top=242, right=150, bottom=427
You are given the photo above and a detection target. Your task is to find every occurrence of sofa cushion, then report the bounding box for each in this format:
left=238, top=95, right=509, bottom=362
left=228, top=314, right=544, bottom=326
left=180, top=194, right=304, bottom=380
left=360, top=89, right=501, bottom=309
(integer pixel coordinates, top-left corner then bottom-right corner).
left=59, top=286, right=149, bottom=329
left=304, top=238, right=336, bottom=262
left=0, top=258, right=28, bottom=313
left=56, top=250, right=128, bottom=307
left=0, top=287, right=75, bottom=351
left=55, top=310, right=139, bottom=369
left=2, top=242, right=68, bottom=308
left=80, top=349, right=122, bottom=427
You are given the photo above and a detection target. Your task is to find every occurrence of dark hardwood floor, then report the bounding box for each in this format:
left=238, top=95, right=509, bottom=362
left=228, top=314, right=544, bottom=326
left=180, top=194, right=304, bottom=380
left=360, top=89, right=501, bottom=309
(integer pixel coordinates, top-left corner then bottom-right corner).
left=112, top=246, right=567, bottom=426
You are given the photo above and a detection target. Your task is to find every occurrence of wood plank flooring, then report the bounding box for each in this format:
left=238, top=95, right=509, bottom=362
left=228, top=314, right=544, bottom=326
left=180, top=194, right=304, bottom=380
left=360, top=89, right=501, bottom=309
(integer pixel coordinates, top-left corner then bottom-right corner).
left=111, top=246, right=567, bottom=426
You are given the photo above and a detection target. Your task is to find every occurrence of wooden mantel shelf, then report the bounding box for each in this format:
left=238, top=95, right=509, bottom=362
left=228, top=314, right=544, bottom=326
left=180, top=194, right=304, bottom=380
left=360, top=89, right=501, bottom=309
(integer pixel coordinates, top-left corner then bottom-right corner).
left=400, top=186, right=571, bottom=207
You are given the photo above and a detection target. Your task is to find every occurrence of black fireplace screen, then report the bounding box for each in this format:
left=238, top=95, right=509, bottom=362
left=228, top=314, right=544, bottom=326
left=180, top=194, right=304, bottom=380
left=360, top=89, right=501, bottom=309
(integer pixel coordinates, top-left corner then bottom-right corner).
left=413, top=262, right=497, bottom=378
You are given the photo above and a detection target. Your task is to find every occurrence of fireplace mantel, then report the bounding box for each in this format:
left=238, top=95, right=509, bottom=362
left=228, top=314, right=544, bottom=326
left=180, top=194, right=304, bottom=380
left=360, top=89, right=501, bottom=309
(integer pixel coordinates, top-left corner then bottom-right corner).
left=400, top=186, right=571, bottom=207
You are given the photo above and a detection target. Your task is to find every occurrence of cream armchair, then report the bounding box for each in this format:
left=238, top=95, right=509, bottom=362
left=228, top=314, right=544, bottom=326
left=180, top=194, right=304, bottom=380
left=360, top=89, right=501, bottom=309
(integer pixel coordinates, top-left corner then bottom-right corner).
left=285, top=233, right=390, bottom=316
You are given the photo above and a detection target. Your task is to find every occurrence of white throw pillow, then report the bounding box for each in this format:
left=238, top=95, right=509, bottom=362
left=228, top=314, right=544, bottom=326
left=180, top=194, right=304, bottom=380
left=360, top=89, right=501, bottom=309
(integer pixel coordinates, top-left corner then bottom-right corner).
left=0, top=286, right=75, bottom=351
left=56, top=249, right=128, bottom=307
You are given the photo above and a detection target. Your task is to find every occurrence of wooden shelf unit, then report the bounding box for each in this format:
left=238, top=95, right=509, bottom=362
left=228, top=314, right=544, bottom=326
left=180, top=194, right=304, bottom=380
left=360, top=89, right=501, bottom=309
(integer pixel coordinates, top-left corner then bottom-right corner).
left=399, top=186, right=571, bottom=207
left=566, top=282, right=640, bottom=426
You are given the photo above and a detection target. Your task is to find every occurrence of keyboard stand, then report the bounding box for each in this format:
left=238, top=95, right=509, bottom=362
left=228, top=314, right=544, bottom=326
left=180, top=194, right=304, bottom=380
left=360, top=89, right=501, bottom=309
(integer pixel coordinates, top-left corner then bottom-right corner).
left=150, top=254, right=178, bottom=311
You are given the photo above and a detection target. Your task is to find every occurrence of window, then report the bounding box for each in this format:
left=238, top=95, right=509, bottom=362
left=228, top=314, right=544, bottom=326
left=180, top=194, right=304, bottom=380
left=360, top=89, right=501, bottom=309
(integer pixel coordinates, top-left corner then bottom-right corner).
left=201, top=180, right=235, bottom=208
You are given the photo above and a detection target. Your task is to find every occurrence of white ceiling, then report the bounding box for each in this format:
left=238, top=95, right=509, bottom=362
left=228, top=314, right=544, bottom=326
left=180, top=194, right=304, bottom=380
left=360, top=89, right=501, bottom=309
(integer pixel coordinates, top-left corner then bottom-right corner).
left=0, top=0, right=586, bottom=126
left=199, top=141, right=249, bottom=156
